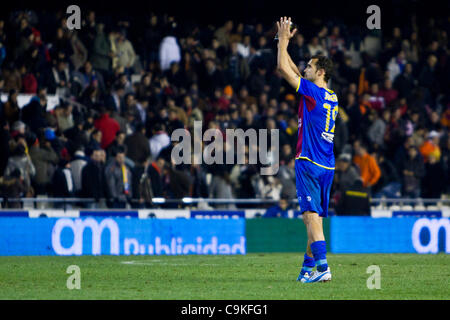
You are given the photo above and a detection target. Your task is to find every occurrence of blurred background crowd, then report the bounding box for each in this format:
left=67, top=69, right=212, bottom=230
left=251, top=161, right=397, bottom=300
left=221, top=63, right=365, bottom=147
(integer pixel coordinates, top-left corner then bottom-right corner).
left=0, top=6, right=449, bottom=211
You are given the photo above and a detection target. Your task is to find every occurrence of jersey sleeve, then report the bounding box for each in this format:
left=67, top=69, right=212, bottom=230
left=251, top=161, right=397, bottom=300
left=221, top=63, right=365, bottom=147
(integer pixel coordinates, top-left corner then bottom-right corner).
left=296, top=78, right=318, bottom=112
left=296, top=78, right=320, bottom=98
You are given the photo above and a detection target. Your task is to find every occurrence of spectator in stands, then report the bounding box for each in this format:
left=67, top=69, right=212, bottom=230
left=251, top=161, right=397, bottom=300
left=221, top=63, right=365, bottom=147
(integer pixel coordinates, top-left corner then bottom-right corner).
left=352, top=140, right=381, bottom=190
left=77, top=61, right=106, bottom=96
left=422, top=153, right=446, bottom=199
left=199, top=58, right=226, bottom=98
left=393, top=63, right=414, bottom=99
left=159, top=31, right=181, bottom=72
left=87, top=128, right=102, bottom=151
left=80, top=10, right=96, bottom=52
left=51, top=27, right=72, bottom=61
left=3, top=89, right=20, bottom=124
left=367, top=109, right=387, bottom=149
left=334, top=153, right=360, bottom=195
left=378, top=78, right=398, bottom=107
left=372, top=152, right=401, bottom=198
left=308, top=36, right=326, bottom=56
left=105, top=84, right=125, bottom=113
left=131, top=156, right=153, bottom=208
left=214, top=20, right=233, bottom=49
left=333, top=109, right=349, bottom=156
left=4, top=140, right=35, bottom=197
left=3, top=65, right=22, bottom=92
left=441, top=134, right=450, bottom=195
left=237, top=34, right=251, bottom=59
left=277, top=157, right=296, bottom=200
left=90, top=23, right=112, bottom=76
left=0, top=120, right=10, bottom=176
left=368, top=83, right=385, bottom=113
left=419, top=130, right=441, bottom=163
left=387, top=51, right=407, bottom=82
left=94, top=106, right=120, bottom=149
left=69, top=149, right=88, bottom=196
left=81, top=147, right=108, bottom=207
left=189, top=158, right=209, bottom=199
left=263, top=197, right=290, bottom=218
left=383, top=107, right=407, bottom=158
left=105, top=145, right=132, bottom=208
left=147, top=155, right=165, bottom=198
left=21, top=89, right=48, bottom=134
left=69, top=31, right=88, bottom=73
left=209, top=160, right=235, bottom=209
left=288, top=33, right=310, bottom=70
left=115, top=31, right=136, bottom=73
left=56, top=102, right=74, bottom=132
left=402, top=146, right=425, bottom=198
left=51, top=159, right=75, bottom=205
left=164, top=160, right=192, bottom=202
left=105, top=130, right=127, bottom=159
left=335, top=178, right=371, bottom=216
left=149, top=122, right=171, bottom=160
left=248, top=64, right=267, bottom=98
left=29, top=134, right=59, bottom=195
left=11, top=120, right=26, bottom=138
left=345, top=92, right=363, bottom=141
left=419, top=54, right=439, bottom=100
left=142, top=13, right=163, bottom=67
left=125, top=123, right=150, bottom=164
left=0, top=168, right=27, bottom=208
left=20, top=63, right=37, bottom=94
left=46, top=59, right=72, bottom=96
left=225, top=41, right=250, bottom=90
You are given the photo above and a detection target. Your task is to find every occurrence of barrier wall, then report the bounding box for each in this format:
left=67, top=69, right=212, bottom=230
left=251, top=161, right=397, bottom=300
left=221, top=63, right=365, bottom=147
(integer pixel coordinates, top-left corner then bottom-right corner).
left=331, top=217, right=450, bottom=253
left=0, top=212, right=448, bottom=255
left=246, top=218, right=330, bottom=252
left=0, top=218, right=246, bottom=256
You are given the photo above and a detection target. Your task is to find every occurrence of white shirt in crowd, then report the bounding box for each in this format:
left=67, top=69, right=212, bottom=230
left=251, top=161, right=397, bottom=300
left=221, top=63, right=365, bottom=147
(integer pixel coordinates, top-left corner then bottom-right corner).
left=63, top=168, right=74, bottom=193
left=159, top=36, right=181, bottom=71
left=149, top=132, right=171, bottom=159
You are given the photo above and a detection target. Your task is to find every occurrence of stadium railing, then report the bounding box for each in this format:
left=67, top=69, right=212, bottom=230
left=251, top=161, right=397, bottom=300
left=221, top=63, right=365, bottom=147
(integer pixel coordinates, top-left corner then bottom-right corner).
left=1, top=197, right=449, bottom=210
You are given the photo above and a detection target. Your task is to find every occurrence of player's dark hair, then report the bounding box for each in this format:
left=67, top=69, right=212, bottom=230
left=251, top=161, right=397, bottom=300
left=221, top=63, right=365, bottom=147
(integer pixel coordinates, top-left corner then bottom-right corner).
left=311, top=54, right=334, bottom=82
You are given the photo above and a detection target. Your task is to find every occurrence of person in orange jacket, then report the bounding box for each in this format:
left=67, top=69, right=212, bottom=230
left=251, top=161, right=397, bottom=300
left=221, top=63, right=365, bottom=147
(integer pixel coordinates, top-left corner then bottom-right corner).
left=352, top=140, right=381, bottom=189
left=419, top=130, right=441, bottom=163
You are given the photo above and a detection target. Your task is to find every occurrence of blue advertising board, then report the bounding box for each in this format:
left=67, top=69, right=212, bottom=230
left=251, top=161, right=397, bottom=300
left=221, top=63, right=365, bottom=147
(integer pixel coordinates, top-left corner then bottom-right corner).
left=331, top=217, right=450, bottom=254
left=0, top=218, right=246, bottom=256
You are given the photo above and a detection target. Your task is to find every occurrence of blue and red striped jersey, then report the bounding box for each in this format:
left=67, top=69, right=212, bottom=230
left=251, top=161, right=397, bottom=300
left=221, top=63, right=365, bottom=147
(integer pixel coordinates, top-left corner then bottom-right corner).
left=295, top=77, right=339, bottom=170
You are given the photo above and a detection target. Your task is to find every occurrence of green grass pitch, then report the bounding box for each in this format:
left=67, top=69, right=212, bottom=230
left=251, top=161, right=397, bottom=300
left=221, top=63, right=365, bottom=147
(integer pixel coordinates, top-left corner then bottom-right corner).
left=0, top=253, right=449, bottom=299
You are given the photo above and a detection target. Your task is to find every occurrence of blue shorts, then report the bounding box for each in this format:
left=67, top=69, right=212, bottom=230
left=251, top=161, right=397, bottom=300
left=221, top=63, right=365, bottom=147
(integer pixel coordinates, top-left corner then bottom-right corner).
left=295, top=159, right=335, bottom=218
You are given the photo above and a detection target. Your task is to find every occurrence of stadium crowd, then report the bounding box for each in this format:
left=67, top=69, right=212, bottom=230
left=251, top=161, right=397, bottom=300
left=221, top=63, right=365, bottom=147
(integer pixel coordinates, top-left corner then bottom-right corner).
left=0, top=9, right=449, bottom=211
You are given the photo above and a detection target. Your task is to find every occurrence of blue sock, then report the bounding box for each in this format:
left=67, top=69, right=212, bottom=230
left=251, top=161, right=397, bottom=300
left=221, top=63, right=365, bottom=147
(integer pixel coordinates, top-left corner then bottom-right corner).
left=310, top=241, right=328, bottom=272
left=300, top=253, right=315, bottom=275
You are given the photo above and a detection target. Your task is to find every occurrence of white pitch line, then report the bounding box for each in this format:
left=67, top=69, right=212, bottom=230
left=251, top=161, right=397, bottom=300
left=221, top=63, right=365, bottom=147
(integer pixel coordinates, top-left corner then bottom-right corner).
left=120, top=260, right=218, bottom=266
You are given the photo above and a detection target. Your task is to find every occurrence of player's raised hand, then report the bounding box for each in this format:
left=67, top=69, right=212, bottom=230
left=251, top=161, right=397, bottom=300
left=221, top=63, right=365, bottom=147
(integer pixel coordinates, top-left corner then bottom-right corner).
left=276, top=17, right=297, bottom=40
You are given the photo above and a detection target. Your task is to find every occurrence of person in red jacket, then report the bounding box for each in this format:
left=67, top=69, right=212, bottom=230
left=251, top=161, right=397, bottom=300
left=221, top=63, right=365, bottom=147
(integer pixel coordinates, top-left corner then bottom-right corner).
left=94, top=106, right=120, bottom=149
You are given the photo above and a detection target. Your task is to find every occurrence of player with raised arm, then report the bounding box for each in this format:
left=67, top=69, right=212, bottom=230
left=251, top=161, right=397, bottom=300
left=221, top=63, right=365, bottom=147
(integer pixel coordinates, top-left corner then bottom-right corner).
left=276, top=17, right=338, bottom=283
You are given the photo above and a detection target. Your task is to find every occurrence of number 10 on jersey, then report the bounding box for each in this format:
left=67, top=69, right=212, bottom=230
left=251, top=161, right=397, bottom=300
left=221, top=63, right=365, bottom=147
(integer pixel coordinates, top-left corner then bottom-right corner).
left=324, top=103, right=338, bottom=133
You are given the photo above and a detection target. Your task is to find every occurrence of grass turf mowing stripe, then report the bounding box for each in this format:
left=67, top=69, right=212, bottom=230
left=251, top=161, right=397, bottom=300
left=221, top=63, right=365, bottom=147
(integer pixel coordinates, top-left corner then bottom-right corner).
left=0, top=253, right=448, bottom=300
